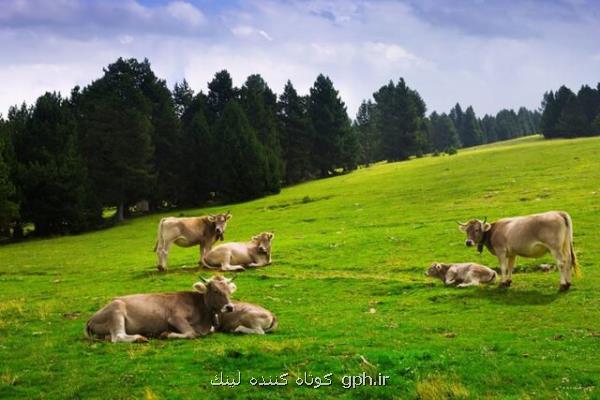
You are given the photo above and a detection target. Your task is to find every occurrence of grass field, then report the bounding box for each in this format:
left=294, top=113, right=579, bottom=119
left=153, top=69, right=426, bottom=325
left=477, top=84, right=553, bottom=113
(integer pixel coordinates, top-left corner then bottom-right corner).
left=1, top=134, right=600, bottom=399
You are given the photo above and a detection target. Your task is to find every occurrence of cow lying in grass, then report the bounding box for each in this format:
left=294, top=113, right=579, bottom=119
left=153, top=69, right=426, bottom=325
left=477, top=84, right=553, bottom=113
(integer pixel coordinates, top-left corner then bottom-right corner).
left=216, top=302, right=278, bottom=335
left=85, top=276, right=236, bottom=343
left=426, top=262, right=497, bottom=287
left=202, top=232, right=274, bottom=272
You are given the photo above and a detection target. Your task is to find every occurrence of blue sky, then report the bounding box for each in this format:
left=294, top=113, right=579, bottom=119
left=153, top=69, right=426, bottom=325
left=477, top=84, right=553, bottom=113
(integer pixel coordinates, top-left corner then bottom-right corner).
left=1, top=0, right=599, bottom=117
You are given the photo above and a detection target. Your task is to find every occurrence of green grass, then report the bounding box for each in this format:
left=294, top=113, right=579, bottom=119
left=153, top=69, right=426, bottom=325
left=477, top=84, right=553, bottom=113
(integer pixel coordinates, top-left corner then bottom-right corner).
left=1, top=134, right=600, bottom=399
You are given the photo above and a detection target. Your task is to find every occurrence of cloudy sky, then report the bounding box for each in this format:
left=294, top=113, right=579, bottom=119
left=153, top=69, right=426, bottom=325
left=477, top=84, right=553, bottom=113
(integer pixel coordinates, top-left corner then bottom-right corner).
left=1, top=0, right=599, bottom=117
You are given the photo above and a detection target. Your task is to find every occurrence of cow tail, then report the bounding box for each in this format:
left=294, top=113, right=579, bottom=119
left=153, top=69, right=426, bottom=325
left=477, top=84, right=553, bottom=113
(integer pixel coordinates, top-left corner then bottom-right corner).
left=562, top=212, right=580, bottom=277
left=266, top=315, right=278, bottom=333
left=153, top=218, right=165, bottom=252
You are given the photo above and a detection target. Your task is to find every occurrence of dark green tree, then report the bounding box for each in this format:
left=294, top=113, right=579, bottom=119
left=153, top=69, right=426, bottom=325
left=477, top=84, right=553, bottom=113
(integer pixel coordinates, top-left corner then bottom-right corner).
left=77, top=60, right=155, bottom=221
left=354, top=99, right=380, bottom=166
left=215, top=101, right=268, bottom=201
left=207, top=70, right=237, bottom=125
left=240, top=74, right=282, bottom=193
left=461, top=106, right=483, bottom=147
left=12, top=93, right=98, bottom=235
left=173, top=79, right=194, bottom=117
left=277, top=81, right=312, bottom=183
left=308, top=74, right=356, bottom=175
left=557, top=93, right=587, bottom=137
left=429, top=112, right=460, bottom=153
left=373, top=78, right=426, bottom=161
left=0, top=120, right=19, bottom=235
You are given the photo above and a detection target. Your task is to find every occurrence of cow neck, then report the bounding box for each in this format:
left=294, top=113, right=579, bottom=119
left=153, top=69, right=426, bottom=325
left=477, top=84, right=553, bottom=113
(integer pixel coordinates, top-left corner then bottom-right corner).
left=199, top=293, right=218, bottom=327
left=477, top=223, right=494, bottom=253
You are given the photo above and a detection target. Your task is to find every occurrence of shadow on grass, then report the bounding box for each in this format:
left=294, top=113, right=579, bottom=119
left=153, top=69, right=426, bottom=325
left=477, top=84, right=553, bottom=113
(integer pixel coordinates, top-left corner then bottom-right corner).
left=454, top=287, right=562, bottom=306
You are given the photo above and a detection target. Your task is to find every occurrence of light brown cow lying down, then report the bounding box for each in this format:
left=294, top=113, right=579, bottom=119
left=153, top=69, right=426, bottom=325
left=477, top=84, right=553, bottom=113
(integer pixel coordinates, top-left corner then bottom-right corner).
left=216, top=302, right=278, bottom=335
left=426, top=262, right=497, bottom=287
left=85, top=276, right=236, bottom=343
left=202, top=232, right=274, bottom=272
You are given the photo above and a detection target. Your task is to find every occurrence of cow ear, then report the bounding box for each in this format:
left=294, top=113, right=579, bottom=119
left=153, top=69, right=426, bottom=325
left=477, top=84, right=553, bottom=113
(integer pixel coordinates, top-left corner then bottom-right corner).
left=207, top=215, right=215, bottom=222
left=226, top=213, right=232, bottom=220
left=435, top=263, right=443, bottom=271
left=483, top=223, right=492, bottom=232
left=252, top=235, right=259, bottom=241
left=193, top=282, right=207, bottom=293
left=268, top=232, right=274, bottom=240
left=458, top=224, right=468, bottom=232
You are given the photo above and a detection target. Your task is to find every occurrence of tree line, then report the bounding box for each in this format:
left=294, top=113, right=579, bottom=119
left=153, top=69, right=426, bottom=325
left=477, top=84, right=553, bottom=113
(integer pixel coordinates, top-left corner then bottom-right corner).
left=0, top=58, right=541, bottom=238
left=541, top=83, right=600, bottom=138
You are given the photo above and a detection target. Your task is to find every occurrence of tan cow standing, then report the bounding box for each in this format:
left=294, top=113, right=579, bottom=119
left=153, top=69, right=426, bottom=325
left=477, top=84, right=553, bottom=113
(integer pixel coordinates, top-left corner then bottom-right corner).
left=216, top=302, right=278, bottom=335
left=85, top=276, right=237, bottom=343
left=154, top=212, right=232, bottom=271
left=458, top=211, right=578, bottom=291
left=202, top=232, right=274, bottom=272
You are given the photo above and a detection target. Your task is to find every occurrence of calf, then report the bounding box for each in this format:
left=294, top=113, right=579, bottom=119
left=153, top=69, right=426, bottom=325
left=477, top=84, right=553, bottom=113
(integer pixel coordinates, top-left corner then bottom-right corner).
left=426, top=262, right=497, bottom=287
left=216, top=302, right=278, bottom=335
left=85, top=276, right=236, bottom=343
left=202, top=232, right=274, bottom=272
left=458, top=211, right=578, bottom=291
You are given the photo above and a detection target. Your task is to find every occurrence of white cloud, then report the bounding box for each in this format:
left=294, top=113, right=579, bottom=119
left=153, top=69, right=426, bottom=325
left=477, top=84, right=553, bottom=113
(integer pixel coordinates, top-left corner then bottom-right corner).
left=165, top=1, right=205, bottom=28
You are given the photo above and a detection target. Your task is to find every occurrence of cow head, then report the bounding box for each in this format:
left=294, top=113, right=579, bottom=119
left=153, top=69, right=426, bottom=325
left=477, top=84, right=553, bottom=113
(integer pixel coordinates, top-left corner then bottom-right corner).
left=252, top=232, right=275, bottom=254
left=207, top=211, right=232, bottom=241
left=458, top=218, right=491, bottom=248
left=193, top=275, right=236, bottom=314
left=425, top=262, right=448, bottom=278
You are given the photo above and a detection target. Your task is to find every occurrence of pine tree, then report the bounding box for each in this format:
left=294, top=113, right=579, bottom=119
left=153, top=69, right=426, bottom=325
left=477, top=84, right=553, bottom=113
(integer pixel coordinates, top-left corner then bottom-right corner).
left=173, top=79, right=194, bottom=117
left=179, top=92, right=215, bottom=206
left=215, top=101, right=268, bottom=201
left=373, top=78, right=426, bottom=161
left=277, top=81, right=312, bottom=184
left=354, top=99, right=379, bottom=166
left=207, top=70, right=237, bottom=125
left=461, top=106, right=483, bottom=147
left=577, top=85, right=600, bottom=135
left=77, top=59, right=155, bottom=221
left=12, top=93, right=98, bottom=235
left=449, top=103, right=464, bottom=145
left=430, top=112, right=460, bottom=153
left=240, top=74, right=283, bottom=193
left=0, top=121, right=18, bottom=234
left=557, top=93, right=587, bottom=137
left=308, top=74, right=355, bottom=175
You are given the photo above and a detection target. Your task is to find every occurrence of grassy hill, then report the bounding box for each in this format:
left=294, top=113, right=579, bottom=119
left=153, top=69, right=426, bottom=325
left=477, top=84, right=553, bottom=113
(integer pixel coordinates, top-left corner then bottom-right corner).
left=1, top=134, right=599, bottom=399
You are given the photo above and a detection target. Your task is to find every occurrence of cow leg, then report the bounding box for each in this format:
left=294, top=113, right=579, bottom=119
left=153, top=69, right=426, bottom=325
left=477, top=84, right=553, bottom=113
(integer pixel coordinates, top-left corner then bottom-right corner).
left=497, top=254, right=512, bottom=287
left=457, top=281, right=479, bottom=288
left=234, top=325, right=265, bottom=335
left=220, top=252, right=246, bottom=272
left=552, top=246, right=571, bottom=291
left=444, top=270, right=457, bottom=286
left=108, top=301, right=148, bottom=343
left=247, top=261, right=267, bottom=268
left=161, top=316, right=200, bottom=340
left=157, top=241, right=172, bottom=272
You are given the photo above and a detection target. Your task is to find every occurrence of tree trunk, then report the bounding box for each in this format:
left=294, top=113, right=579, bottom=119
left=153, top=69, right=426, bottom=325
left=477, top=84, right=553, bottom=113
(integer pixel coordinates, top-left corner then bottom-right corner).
left=116, top=202, right=125, bottom=222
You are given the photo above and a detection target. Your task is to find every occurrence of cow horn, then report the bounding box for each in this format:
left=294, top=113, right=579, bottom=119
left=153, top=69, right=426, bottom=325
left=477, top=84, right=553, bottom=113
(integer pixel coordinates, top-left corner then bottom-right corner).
left=482, top=216, right=488, bottom=224
left=229, top=274, right=237, bottom=282
left=198, top=276, right=207, bottom=283
left=226, top=210, right=231, bottom=215
left=456, top=220, right=466, bottom=225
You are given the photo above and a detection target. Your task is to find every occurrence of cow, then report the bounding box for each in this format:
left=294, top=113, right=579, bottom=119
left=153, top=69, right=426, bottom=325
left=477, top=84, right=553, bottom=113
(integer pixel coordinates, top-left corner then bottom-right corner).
left=426, top=262, right=497, bottom=287
left=202, top=232, right=274, bottom=272
left=154, top=212, right=232, bottom=271
left=215, top=302, right=278, bottom=335
left=458, top=211, right=579, bottom=291
left=85, top=275, right=237, bottom=343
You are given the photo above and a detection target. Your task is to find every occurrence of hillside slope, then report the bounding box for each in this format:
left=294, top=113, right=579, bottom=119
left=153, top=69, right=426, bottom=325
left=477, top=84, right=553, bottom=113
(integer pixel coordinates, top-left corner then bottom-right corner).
left=1, top=135, right=599, bottom=399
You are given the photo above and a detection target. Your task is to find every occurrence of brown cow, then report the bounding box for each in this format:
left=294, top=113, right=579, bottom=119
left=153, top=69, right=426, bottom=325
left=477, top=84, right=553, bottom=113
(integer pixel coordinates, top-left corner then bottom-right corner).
left=154, top=212, right=232, bottom=271
left=426, top=262, right=497, bottom=287
left=202, top=232, right=274, bottom=272
left=216, top=302, right=278, bottom=335
left=85, top=276, right=237, bottom=342
left=458, top=211, right=578, bottom=291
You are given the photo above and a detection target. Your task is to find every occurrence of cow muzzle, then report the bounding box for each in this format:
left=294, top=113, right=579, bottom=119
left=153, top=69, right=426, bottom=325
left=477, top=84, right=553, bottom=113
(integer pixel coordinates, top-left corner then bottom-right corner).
left=221, top=303, right=234, bottom=313
left=465, top=239, right=475, bottom=247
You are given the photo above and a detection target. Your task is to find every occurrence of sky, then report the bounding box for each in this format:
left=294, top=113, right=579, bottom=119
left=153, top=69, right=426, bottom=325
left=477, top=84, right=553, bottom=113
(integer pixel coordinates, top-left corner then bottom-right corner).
left=1, top=0, right=599, bottom=118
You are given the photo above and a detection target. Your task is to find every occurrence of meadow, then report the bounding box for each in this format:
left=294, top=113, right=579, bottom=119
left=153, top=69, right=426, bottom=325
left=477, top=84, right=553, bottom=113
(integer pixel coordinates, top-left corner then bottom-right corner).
left=1, top=135, right=599, bottom=399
